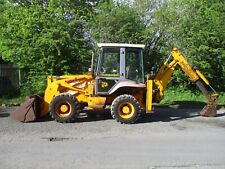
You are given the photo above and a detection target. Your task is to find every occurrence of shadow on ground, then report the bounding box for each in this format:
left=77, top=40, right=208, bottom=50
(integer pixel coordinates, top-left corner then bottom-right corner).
left=25, top=101, right=225, bottom=123
left=0, top=112, right=10, bottom=118
left=36, top=109, right=113, bottom=123
left=139, top=107, right=201, bottom=124
left=0, top=107, right=10, bottom=118
left=161, top=100, right=225, bottom=109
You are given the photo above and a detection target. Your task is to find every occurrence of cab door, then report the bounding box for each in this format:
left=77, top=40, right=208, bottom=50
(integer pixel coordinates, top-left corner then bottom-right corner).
left=95, top=47, right=125, bottom=95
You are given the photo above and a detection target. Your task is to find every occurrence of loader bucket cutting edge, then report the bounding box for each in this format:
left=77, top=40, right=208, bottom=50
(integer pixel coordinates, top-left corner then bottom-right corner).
left=10, top=93, right=44, bottom=122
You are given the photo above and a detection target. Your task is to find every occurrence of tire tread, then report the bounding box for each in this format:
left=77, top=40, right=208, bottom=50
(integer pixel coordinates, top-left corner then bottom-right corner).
left=111, top=94, right=141, bottom=124
left=49, top=93, right=80, bottom=123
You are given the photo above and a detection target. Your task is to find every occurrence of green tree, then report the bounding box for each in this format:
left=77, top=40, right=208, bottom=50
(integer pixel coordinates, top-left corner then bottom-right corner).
left=176, top=0, right=225, bottom=91
left=0, top=0, right=97, bottom=94
left=90, top=0, right=146, bottom=43
left=143, top=0, right=225, bottom=90
left=133, top=0, right=174, bottom=76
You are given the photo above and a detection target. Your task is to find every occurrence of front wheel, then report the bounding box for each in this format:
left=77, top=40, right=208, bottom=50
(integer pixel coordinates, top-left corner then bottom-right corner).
left=49, top=94, right=81, bottom=123
left=111, top=94, right=141, bottom=124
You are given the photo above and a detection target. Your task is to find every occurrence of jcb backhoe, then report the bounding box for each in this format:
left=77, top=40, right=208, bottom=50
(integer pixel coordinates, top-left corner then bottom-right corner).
left=11, top=43, right=219, bottom=123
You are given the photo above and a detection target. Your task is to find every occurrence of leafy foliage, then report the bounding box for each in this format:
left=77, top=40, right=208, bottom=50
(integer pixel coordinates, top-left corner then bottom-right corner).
left=0, top=0, right=224, bottom=96
left=0, top=0, right=95, bottom=94
left=143, top=0, right=225, bottom=90
left=90, top=0, right=146, bottom=43
left=176, top=0, right=225, bottom=90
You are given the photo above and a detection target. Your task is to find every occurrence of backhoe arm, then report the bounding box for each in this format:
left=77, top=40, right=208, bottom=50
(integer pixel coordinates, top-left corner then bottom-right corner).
left=146, top=48, right=218, bottom=116
left=170, top=48, right=218, bottom=100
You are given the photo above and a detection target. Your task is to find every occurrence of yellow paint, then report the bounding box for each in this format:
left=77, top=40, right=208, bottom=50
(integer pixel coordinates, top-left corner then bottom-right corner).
left=101, top=81, right=109, bottom=88
left=118, top=102, right=135, bottom=119
left=55, top=102, right=72, bottom=118
left=40, top=74, right=100, bottom=117
left=60, top=105, right=69, bottom=113
left=196, top=70, right=209, bottom=85
left=152, top=48, right=206, bottom=103
left=170, top=48, right=199, bottom=82
left=153, top=61, right=176, bottom=102
left=146, top=80, right=153, bottom=112
left=76, top=94, right=88, bottom=103
left=99, top=74, right=119, bottom=77
left=122, top=106, right=130, bottom=114
left=87, top=97, right=106, bottom=110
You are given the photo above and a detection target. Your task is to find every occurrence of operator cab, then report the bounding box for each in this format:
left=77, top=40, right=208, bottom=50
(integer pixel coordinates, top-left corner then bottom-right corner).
left=95, top=43, right=145, bottom=95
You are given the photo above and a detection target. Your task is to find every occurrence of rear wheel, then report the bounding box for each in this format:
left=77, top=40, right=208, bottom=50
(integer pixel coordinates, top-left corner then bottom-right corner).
left=49, top=94, right=80, bottom=123
left=111, top=94, right=141, bottom=124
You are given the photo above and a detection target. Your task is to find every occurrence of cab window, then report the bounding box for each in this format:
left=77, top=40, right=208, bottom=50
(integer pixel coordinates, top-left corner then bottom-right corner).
left=100, top=48, right=120, bottom=77
left=125, top=48, right=144, bottom=83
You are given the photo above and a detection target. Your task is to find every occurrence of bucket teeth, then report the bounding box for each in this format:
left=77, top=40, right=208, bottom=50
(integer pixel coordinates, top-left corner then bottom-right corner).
left=200, top=104, right=217, bottom=117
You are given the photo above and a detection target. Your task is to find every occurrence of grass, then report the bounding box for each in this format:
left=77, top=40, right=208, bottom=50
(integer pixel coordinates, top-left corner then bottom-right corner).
left=0, top=96, right=26, bottom=106
left=0, top=90, right=224, bottom=106
left=161, top=89, right=225, bottom=106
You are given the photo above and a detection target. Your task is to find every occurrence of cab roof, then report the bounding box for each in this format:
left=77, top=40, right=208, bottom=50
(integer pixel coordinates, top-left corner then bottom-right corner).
left=97, top=43, right=145, bottom=49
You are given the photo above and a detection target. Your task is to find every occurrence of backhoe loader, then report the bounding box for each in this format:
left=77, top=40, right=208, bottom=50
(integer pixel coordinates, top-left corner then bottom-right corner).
left=11, top=43, right=219, bottom=123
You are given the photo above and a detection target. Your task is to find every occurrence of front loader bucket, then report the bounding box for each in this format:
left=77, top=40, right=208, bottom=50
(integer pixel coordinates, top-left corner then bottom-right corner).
left=10, top=93, right=43, bottom=122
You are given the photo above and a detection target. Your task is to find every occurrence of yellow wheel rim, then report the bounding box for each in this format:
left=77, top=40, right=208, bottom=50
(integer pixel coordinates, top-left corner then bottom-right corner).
left=55, top=102, right=72, bottom=118
left=118, top=102, right=135, bottom=119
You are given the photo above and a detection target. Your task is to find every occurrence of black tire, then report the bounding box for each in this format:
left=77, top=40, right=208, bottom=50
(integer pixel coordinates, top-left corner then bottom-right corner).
left=49, top=94, right=80, bottom=123
left=111, top=94, right=141, bottom=124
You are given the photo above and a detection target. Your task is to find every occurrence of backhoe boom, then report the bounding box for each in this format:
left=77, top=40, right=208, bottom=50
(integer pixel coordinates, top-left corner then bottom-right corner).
left=146, top=48, right=218, bottom=116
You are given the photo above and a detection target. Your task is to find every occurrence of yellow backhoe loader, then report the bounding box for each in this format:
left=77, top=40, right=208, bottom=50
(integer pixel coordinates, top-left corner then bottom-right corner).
left=11, top=43, right=219, bottom=123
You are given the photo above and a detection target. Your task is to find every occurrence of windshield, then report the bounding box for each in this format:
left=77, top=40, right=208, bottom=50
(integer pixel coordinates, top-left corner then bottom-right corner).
left=99, top=48, right=120, bottom=77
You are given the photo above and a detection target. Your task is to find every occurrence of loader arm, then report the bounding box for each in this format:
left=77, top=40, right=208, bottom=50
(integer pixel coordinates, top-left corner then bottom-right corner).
left=146, top=48, right=219, bottom=116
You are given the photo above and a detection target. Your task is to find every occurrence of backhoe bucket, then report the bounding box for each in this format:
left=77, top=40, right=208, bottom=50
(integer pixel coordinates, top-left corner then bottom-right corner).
left=10, top=93, right=43, bottom=122
left=200, top=94, right=218, bottom=117
left=195, top=81, right=219, bottom=117
left=200, top=104, right=217, bottom=117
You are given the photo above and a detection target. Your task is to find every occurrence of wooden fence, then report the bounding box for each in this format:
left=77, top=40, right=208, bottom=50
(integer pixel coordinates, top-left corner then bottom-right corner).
left=0, top=64, right=21, bottom=95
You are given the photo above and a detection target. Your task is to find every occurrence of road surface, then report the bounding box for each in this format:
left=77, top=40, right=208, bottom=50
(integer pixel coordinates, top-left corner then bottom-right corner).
left=0, top=106, right=225, bottom=169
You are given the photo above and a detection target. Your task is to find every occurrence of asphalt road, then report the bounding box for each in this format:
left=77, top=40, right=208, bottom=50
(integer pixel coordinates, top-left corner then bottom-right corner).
left=0, top=106, right=225, bottom=169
